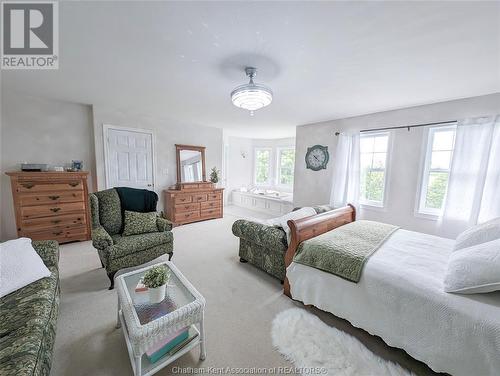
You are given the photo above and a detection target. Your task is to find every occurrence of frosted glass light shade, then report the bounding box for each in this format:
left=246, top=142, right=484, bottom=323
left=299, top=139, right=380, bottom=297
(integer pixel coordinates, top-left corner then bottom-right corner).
left=231, top=83, right=273, bottom=111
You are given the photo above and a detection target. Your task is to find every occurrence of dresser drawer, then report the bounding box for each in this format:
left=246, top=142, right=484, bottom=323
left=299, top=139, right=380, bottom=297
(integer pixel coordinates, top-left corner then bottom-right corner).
left=192, top=193, right=207, bottom=202
left=175, top=203, right=200, bottom=213
left=174, top=195, right=192, bottom=204
left=179, top=183, right=201, bottom=190
left=200, top=200, right=221, bottom=210
left=19, top=191, right=84, bottom=206
left=174, top=210, right=200, bottom=222
left=26, top=225, right=88, bottom=242
left=16, top=181, right=84, bottom=193
left=22, top=213, right=87, bottom=232
left=200, top=207, right=222, bottom=218
left=207, top=192, right=222, bottom=201
left=21, top=202, right=86, bottom=219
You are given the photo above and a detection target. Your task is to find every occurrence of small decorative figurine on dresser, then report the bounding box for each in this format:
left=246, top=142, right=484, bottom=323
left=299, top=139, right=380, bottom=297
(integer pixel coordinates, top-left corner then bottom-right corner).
left=164, top=145, right=224, bottom=225
left=70, top=160, right=83, bottom=171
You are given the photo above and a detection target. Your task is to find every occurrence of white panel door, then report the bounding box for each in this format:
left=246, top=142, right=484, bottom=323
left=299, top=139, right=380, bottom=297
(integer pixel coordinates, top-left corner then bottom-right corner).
left=105, top=127, right=154, bottom=189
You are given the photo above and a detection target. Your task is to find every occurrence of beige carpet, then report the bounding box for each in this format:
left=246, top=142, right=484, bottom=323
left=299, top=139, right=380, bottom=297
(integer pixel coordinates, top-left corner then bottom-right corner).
left=52, top=206, right=441, bottom=376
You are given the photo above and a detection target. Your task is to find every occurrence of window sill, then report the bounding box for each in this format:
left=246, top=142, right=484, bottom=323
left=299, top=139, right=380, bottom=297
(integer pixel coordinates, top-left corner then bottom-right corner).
left=275, top=185, right=293, bottom=192
left=414, top=211, right=441, bottom=221
left=359, top=203, right=387, bottom=212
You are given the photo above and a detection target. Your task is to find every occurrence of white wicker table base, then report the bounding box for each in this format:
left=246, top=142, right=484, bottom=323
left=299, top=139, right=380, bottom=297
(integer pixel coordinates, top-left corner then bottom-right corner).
left=116, top=261, right=206, bottom=376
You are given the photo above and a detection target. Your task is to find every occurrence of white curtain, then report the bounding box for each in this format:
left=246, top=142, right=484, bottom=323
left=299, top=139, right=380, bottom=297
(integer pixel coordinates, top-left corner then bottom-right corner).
left=330, top=133, right=360, bottom=208
left=441, top=115, right=500, bottom=234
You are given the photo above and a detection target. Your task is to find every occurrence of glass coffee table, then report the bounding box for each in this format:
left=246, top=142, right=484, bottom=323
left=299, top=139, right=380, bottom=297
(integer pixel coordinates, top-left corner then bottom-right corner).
left=116, top=261, right=206, bottom=376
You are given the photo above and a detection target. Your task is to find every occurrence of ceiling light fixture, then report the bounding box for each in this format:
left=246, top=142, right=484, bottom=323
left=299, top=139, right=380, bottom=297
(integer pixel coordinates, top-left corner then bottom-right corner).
left=231, top=67, right=273, bottom=116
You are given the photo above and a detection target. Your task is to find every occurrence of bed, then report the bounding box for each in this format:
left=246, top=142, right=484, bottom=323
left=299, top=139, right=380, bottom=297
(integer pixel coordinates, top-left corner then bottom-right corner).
left=284, top=206, right=500, bottom=376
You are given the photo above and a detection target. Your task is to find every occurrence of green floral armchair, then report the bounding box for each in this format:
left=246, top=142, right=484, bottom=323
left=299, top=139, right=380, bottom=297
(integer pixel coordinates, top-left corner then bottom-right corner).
left=89, top=189, right=173, bottom=289
left=232, top=205, right=334, bottom=282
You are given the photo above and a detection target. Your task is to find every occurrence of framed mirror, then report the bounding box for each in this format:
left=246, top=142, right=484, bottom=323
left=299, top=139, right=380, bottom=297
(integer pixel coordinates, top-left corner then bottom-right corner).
left=176, top=144, right=206, bottom=183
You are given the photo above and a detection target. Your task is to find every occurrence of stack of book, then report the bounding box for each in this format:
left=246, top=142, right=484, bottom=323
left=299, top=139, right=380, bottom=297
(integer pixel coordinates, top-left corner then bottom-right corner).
left=146, top=328, right=190, bottom=363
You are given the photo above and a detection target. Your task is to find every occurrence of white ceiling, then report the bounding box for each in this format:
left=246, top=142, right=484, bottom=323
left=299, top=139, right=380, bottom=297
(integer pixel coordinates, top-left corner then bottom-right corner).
left=3, top=1, right=499, bottom=138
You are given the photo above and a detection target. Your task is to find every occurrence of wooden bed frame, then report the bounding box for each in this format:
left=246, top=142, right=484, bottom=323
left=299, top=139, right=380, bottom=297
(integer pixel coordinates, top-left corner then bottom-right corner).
left=283, top=204, right=356, bottom=297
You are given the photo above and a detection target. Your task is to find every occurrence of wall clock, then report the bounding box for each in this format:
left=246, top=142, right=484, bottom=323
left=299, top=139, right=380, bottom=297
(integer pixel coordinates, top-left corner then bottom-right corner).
left=305, top=145, right=329, bottom=171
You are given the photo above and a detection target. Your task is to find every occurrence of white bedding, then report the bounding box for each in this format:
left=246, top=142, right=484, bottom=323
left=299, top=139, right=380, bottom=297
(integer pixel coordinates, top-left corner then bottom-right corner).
left=287, top=229, right=500, bottom=376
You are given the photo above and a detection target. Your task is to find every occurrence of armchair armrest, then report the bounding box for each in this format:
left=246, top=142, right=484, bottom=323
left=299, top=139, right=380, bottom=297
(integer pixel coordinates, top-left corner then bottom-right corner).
left=91, top=226, right=113, bottom=250
left=32, top=240, right=59, bottom=268
left=232, top=219, right=287, bottom=251
left=157, top=217, right=173, bottom=232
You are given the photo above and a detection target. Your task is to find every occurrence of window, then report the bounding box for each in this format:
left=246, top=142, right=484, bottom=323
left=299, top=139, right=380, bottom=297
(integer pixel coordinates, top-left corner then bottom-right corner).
left=418, top=125, right=456, bottom=215
left=359, top=132, right=390, bottom=207
left=277, top=148, right=295, bottom=187
left=254, top=148, right=271, bottom=185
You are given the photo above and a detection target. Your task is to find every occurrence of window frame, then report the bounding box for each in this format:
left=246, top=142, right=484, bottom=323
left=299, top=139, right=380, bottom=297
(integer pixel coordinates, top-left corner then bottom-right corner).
left=359, top=131, right=392, bottom=208
left=416, top=123, right=457, bottom=218
left=276, top=146, right=295, bottom=189
left=253, top=147, right=272, bottom=186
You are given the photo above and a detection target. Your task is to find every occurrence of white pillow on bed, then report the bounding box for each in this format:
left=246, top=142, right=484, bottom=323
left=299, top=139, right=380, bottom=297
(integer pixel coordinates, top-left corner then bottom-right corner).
left=454, top=217, right=500, bottom=251
left=0, top=238, right=51, bottom=298
left=444, top=238, right=500, bottom=294
left=267, top=207, right=317, bottom=245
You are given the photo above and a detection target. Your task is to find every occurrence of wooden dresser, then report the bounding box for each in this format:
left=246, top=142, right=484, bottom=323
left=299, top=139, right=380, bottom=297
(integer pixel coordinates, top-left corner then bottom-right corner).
left=6, top=171, right=91, bottom=243
left=164, top=182, right=224, bottom=225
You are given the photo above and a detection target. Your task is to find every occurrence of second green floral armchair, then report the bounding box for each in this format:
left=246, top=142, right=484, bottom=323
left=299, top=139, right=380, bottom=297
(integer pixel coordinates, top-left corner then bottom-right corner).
left=89, top=188, right=173, bottom=289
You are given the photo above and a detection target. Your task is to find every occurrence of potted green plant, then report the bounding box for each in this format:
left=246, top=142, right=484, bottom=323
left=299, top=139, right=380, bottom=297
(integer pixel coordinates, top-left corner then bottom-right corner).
left=143, top=265, right=170, bottom=304
left=210, top=167, right=220, bottom=187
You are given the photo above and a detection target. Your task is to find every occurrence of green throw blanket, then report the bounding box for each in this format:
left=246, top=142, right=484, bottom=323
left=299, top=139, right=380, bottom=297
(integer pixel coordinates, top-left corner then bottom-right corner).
left=293, top=220, right=399, bottom=282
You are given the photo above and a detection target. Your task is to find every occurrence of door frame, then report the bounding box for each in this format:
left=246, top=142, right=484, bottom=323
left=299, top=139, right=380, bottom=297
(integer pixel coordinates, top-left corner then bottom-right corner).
left=102, top=124, right=157, bottom=190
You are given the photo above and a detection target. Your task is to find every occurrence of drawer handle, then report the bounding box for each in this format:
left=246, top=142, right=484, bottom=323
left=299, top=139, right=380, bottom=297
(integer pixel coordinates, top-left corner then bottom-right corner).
left=50, top=207, right=61, bottom=213
left=49, top=195, right=60, bottom=200
left=68, top=182, right=80, bottom=187
left=52, top=219, right=61, bottom=224
left=185, top=213, right=190, bottom=217
left=53, top=231, right=63, bottom=236
left=185, top=205, right=190, bottom=209
left=21, top=183, right=35, bottom=189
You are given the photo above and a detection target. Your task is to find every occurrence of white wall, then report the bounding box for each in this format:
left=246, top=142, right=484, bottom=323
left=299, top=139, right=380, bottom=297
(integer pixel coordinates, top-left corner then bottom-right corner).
left=224, top=136, right=253, bottom=204
left=92, top=105, right=223, bottom=211
left=1, top=91, right=96, bottom=241
left=294, top=93, right=500, bottom=237
left=225, top=136, right=295, bottom=203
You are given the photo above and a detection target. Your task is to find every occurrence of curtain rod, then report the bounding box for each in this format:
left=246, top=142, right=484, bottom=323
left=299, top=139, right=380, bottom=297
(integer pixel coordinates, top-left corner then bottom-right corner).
left=334, top=120, right=457, bottom=136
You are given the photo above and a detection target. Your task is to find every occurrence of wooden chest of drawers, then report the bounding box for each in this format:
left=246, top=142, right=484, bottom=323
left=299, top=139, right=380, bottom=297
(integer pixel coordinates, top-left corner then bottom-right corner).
left=6, top=171, right=91, bottom=243
left=164, top=182, right=224, bottom=225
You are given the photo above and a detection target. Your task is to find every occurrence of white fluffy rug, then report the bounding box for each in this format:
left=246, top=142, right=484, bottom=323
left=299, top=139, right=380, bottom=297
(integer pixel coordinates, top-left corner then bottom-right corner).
left=271, top=308, right=414, bottom=376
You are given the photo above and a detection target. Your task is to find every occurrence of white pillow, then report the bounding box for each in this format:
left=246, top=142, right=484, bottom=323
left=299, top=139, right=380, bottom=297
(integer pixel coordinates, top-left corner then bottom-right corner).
left=454, top=217, right=500, bottom=251
left=0, top=238, right=51, bottom=298
left=443, top=238, right=500, bottom=294
left=267, top=207, right=317, bottom=245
